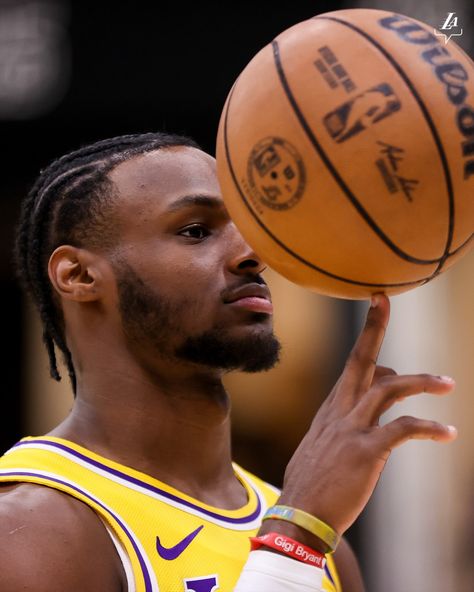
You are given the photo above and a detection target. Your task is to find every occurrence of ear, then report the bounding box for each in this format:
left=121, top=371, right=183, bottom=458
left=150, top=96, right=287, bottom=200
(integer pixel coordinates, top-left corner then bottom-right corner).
left=48, top=245, right=105, bottom=302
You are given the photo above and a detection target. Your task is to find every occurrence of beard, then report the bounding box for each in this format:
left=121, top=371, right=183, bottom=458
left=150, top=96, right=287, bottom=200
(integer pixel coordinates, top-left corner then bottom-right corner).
left=174, top=321, right=280, bottom=372
left=113, top=260, right=281, bottom=373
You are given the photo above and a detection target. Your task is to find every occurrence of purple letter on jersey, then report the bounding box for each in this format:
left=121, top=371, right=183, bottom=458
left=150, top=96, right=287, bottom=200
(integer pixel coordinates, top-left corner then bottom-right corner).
left=184, top=575, right=219, bottom=592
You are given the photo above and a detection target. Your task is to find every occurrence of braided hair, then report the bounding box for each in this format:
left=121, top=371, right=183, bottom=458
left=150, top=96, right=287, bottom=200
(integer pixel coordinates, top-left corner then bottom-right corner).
left=15, top=132, right=200, bottom=392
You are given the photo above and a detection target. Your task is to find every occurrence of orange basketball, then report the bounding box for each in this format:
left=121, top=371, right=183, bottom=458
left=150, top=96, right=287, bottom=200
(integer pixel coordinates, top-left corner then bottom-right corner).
left=216, top=8, right=474, bottom=299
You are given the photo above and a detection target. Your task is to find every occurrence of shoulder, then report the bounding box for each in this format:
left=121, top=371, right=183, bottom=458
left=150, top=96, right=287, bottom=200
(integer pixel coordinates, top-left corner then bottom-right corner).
left=0, top=483, right=125, bottom=592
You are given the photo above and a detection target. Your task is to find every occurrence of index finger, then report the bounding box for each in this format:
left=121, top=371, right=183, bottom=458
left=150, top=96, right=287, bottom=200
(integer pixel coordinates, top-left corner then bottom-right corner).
left=342, top=293, right=390, bottom=395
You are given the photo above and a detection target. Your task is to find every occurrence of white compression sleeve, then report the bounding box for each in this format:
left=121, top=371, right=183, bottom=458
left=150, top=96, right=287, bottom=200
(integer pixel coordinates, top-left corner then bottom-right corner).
left=233, top=550, right=325, bottom=591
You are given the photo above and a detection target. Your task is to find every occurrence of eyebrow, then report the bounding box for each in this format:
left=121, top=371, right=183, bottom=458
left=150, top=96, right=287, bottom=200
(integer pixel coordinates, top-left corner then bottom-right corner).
left=165, top=194, right=225, bottom=213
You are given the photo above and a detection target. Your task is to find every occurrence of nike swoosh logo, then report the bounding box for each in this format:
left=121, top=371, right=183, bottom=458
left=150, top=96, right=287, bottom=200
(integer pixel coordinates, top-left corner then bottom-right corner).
left=156, top=525, right=204, bottom=560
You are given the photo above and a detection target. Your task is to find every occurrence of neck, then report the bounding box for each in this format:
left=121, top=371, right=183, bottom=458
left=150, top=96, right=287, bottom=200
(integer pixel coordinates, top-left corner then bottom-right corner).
left=50, top=359, right=246, bottom=509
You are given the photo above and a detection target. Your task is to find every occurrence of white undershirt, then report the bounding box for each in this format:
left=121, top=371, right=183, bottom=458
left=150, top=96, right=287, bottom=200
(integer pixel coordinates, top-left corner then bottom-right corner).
left=233, top=550, right=325, bottom=591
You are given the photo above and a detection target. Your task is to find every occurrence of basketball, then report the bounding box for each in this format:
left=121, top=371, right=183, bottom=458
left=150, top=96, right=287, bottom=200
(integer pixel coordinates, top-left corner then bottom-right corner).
left=216, top=8, right=474, bottom=299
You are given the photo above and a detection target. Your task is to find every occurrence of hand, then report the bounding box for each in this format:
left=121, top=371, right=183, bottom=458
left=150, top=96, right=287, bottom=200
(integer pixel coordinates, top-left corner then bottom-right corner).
left=264, top=293, right=456, bottom=547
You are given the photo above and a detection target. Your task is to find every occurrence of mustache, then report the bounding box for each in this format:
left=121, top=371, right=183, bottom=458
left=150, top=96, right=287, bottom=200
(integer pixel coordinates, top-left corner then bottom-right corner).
left=220, top=274, right=268, bottom=300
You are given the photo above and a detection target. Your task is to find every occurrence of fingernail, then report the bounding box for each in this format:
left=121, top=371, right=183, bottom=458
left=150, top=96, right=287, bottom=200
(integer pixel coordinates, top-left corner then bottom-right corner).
left=371, top=295, right=380, bottom=308
left=447, top=425, right=458, bottom=436
left=439, top=375, right=455, bottom=383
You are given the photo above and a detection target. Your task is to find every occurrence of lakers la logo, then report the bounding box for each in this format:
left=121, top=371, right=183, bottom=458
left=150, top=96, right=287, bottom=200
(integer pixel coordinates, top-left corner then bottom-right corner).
left=434, top=12, right=463, bottom=44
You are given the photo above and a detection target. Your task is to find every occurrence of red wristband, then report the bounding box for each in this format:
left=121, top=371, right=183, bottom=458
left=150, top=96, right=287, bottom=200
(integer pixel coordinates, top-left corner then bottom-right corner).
left=249, top=532, right=326, bottom=568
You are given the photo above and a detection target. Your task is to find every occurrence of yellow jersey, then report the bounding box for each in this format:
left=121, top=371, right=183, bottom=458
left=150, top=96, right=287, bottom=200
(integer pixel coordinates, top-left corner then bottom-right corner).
left=0, top=436, right=341, bottom=592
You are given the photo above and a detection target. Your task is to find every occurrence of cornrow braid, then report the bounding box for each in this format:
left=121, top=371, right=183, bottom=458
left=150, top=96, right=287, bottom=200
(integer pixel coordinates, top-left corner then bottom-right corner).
left=15, top=132, right=200, bottom=393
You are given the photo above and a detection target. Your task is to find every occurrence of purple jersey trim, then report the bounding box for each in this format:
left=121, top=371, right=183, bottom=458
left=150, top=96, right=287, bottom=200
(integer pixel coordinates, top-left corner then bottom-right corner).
left=325, top=562, right=336, bottom=586
left=13, top=439, right=263, bottom=525
left=0, top=470, right=152, bottom=592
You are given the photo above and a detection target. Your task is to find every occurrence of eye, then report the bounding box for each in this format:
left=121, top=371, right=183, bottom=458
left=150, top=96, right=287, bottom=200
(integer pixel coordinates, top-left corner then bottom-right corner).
left=178, top=224, right=211, bottom=240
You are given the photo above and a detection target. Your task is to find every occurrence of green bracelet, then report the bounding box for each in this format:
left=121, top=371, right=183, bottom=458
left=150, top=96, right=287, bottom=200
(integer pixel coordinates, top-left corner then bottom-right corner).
left=262, top=505, right=340, bottom=553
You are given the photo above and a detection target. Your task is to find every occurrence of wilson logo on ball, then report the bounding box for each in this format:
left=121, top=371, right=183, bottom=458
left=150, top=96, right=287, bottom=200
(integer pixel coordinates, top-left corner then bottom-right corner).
left=379, top=13, right=474, bottom=180
left=323, top=83, right=401, bottom=143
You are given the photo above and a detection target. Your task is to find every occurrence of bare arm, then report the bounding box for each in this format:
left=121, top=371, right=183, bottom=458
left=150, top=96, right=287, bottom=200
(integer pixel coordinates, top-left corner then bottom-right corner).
left=0, top=483, right=125, bottom=592
left=269, top=295, right=455, bottom=544
left=238, top=295, right=455, bottom=590
left=333, top=537, right=365, bottom=592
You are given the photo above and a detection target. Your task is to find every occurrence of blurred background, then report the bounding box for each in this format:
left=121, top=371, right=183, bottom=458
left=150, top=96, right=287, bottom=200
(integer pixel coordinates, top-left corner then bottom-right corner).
left=1, top=0, right=473, bottom=590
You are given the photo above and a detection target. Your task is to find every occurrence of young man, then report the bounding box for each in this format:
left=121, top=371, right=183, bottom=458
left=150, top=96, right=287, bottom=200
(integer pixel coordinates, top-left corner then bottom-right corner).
left=0, top=132, right=456, bottom=591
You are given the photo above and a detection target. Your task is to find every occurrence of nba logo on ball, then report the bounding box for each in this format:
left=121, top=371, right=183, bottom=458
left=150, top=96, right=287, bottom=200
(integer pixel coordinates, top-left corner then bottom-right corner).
left=323, top=83, right=401, bottom=143
left=216, top=8, right=474, bottom=299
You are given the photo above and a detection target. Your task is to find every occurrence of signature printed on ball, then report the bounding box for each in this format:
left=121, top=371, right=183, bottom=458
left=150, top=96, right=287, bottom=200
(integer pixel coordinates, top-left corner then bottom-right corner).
left=246, top=137, right=306, bottom=211
left=375, top=140, right=419, bottom=202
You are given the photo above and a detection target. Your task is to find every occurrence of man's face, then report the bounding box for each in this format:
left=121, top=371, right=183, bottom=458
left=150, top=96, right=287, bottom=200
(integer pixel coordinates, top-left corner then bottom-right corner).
left=107, top=146, right=280, bottom=373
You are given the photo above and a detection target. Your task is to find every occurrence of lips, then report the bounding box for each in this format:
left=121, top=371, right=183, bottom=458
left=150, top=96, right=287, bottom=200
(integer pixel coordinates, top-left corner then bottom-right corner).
left=223, top=283, right=273, bottom=314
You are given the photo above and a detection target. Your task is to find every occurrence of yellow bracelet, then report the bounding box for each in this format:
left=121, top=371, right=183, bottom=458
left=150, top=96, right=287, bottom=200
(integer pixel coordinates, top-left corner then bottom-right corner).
left=262, top=505, right=340, bottom=553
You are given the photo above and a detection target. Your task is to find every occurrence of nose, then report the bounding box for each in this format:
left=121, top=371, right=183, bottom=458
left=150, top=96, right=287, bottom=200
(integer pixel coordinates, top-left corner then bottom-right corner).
left=226, top=222, right=266, bottom=276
